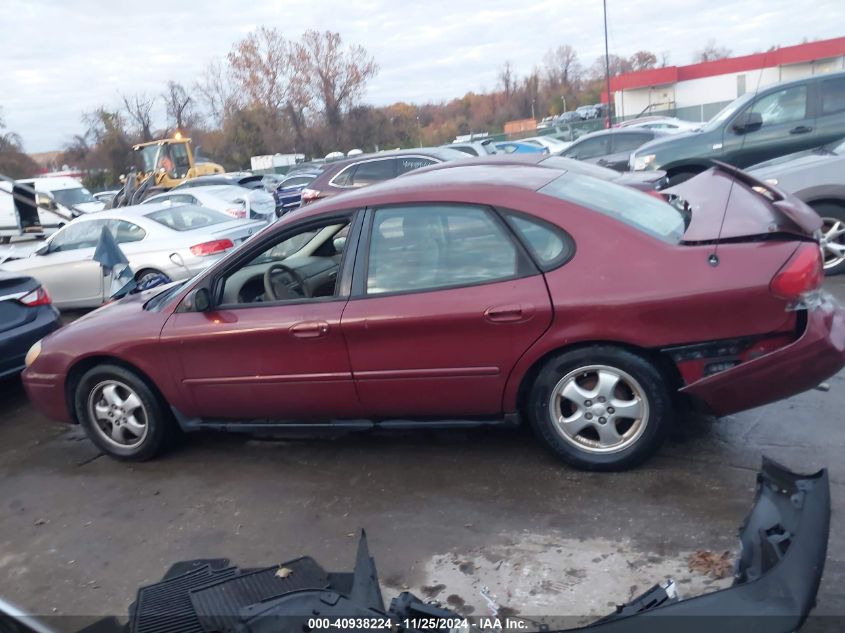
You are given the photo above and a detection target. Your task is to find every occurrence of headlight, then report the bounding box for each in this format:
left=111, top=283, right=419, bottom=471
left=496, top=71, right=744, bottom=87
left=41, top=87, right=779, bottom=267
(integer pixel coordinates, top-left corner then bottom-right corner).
left=765, top=178, right=778, bottom=186
left=631, top=154, right=656, bottom=171
left=25, top=340, right=42, bottom=368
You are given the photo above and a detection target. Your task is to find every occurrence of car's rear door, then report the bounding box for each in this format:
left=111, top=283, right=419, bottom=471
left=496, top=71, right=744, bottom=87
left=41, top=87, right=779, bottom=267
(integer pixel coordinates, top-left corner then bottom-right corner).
left=341, top=203, right=553, bottom=418
left=722, top=82, right=817, bottom=167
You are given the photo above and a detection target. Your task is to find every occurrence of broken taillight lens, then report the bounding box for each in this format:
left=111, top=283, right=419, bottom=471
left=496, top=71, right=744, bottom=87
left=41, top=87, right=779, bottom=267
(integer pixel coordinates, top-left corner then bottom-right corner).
left=18, top=286, right=52, bottom=307
left=770, top=243, right=824, bottom=300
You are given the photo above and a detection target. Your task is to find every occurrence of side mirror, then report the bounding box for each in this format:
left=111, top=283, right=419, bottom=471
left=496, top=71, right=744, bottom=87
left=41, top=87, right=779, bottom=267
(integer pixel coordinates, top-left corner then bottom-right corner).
left=182, top=287, right=211, bottom=312
left=33, top=242, right=50, bottom=256
left=36, top=193, right=57, bottom=211
left=333, top=236, right=347, bottom=253
left=732, top=111, right=763, bottom=134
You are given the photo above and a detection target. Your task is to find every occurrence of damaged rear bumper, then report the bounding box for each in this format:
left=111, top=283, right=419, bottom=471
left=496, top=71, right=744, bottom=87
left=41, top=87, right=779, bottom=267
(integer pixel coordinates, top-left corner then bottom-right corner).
left=681, top=297, right=845, bottom=416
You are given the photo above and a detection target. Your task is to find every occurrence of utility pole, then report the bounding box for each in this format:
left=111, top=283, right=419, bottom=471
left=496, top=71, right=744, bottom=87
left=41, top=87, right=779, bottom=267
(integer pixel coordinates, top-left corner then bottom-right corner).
left=416, top=115, right=422, bottom=148
left=561, top=95, right=567, bottom=113
left=531, top=98, right=536, bottom=121
left=603, top=0, right=613, bottom=127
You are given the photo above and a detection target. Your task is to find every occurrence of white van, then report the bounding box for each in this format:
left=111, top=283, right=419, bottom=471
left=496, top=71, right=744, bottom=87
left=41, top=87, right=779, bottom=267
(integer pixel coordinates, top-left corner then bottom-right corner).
left=0, top=181, right=43, bottom=244
left=16, top=176, right=105, bottom=231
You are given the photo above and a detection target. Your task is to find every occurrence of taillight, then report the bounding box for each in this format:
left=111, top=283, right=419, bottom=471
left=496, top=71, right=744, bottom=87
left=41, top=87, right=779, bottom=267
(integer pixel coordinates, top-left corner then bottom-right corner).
left=225, top=207, right=247, bottom=218
left=18, top=286, right=52, bottom=307
left=190, top=239, right=234, bottom=257
left=301, top=188, right=321, bottom=204
left=770, top=243, right=823, bottom=300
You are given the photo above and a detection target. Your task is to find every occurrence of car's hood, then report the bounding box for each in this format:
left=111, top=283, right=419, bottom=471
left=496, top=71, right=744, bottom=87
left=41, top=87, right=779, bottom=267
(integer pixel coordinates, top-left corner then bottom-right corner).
left=667, top=163, right=822, bottom=241
left=748, top=148, right=836, bottom=177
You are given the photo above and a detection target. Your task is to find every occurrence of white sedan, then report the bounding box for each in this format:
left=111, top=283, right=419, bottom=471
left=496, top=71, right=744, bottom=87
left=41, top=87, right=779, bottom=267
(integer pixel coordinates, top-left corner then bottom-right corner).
left=143, top=185, right=276, bottom=222
left=0, top=203, right=265, bottom=309
left=519, top=136, right=574, bottom=153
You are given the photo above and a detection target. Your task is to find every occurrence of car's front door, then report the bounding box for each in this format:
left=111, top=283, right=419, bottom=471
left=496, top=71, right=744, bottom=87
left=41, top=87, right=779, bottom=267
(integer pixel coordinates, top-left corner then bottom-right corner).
left=30, top=219, right=108, bottom=308
left=160, top=212, right=363, bottom=421
left=341, top=203, right=553, bottom=418
left=722, top=83, right=817, bottom=167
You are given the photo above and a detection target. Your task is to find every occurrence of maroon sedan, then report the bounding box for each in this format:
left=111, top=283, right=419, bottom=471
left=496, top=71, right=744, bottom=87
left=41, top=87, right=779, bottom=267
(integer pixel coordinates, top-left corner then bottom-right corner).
left=21, top=164, right=845, bottom=470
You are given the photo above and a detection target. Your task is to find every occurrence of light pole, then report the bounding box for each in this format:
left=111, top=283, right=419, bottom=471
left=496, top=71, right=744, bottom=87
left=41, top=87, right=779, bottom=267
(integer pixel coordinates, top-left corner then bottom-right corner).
left=603, top=0, right=613, bottom=127
left=416, top=115, right=422, bottom=148
left=561, top=95, right=567, bottom=114
left=531, top=98, right=536, bottom=121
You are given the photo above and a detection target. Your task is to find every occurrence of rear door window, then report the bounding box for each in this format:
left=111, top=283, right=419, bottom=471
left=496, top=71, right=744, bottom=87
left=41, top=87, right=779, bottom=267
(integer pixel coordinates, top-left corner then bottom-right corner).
left=504, top=213, right=574, bottom=270
left=350, top=159, right=396, bottom=186
left=538, top=173, right=685, bottom=243
left=820, top=76, right=845, bottom=116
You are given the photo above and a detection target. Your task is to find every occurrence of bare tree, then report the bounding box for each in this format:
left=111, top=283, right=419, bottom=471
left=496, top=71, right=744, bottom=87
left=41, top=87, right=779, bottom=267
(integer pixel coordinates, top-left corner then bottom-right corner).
left=498, top=61, right=516, bottom=97
left=121, top=93, right=156, bottom=141
left=195, top=58, right=237, bottom=126
left=659, top=51, right=670, bottom=67
left=694, top=40, right=732, bottom=62
left=543, top=45, right=581, bottom=89
left=629, top=50, right=658, bottom=71
left=291, top=30, right=378, bottom=135
left=228, top=26, right=292, bottom=117
left=162, top=81, right=196, bottom=132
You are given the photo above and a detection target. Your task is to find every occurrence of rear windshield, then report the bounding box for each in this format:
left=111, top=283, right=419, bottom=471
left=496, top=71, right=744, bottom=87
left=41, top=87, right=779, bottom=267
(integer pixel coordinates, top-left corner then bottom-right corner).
left=145, top=205, right=231, bottom=231
left=538, top=172, right=685, bottom=243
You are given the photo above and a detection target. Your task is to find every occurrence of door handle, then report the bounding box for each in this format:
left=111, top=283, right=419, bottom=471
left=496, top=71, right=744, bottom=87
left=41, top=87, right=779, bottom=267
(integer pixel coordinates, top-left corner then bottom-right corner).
left=789, top=126, right=813, bottom=134
left=290, top=321, right=330, bottom=338
left=484, top=304, right=534, bottom=323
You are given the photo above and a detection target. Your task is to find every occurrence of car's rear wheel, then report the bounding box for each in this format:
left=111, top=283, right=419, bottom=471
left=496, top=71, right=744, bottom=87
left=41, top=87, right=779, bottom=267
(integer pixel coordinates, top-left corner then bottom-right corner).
left=812, top=202, right=845, bottom=275
left=75, top=364, right=174, bottom=461
left=135, top=268, right=165, bottom=285
left=527, top=346, right=672, bottom=471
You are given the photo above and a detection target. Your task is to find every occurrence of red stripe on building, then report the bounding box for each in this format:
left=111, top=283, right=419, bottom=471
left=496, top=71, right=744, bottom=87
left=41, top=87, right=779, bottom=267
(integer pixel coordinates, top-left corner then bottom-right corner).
left=607, top=36, right=845, bottom=95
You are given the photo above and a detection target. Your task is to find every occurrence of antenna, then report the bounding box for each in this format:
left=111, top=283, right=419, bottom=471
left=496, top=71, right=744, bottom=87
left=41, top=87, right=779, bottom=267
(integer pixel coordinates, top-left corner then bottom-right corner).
left=710, top=51, right=770, bottom=266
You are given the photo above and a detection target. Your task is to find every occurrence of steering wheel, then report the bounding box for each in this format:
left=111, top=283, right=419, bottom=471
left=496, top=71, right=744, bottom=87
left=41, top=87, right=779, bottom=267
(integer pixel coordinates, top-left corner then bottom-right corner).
left=263, top=263, right=311, bottom=301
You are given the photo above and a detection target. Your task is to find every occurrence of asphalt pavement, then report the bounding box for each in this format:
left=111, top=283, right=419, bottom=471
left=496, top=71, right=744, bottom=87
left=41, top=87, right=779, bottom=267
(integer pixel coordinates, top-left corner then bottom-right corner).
left=0, top=277, right=843, bottom=630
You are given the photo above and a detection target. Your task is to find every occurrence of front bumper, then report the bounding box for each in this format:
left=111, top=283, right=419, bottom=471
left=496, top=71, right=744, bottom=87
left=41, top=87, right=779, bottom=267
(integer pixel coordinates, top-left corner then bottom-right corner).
left=681, top=298, right=845, bottom=416
left=22, top=367, right=71, bottom=422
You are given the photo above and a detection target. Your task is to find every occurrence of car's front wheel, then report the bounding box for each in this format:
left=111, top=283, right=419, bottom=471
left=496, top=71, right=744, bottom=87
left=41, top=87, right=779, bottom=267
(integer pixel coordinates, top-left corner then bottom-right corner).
left=527, top=346, right=672, bottom=471
left=74, top=364, right=175, bottom=461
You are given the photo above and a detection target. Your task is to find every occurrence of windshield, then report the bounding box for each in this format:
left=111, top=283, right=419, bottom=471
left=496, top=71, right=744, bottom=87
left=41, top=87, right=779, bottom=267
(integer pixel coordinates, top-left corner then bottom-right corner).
left=701, top=93, right=755, bottom=132
left=539, top=172, right=685, bottom=243
left=135, top=145, right=160, bottom=173
left=145, top=204, right=231, bottom=231
left=51, top=187, right=97, bottom=207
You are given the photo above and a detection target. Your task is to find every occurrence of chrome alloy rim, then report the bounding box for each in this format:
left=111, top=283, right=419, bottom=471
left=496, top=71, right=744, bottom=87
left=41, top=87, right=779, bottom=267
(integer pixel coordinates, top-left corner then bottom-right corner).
left=87, top=380, right=149, bottom=449
left=819, top=218, right=845, bottom=270
left=548, top=365, right=649, bottom=454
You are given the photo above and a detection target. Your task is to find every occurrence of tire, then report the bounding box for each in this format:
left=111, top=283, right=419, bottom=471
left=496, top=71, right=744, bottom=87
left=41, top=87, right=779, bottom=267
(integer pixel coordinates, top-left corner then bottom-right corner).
left=526, top=346, right=672, bottom=471
left=811, top=202, right=845, bottom=276
left=135, top=268, right=164, bottom=285
left=74, top=363, right=175, bottom=461
left=666, top=169, right=701, bottom=187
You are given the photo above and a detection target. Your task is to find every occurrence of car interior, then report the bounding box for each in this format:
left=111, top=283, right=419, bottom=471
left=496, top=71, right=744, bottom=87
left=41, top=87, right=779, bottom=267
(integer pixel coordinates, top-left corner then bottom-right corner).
left=220, top=221, right=350, bottom=304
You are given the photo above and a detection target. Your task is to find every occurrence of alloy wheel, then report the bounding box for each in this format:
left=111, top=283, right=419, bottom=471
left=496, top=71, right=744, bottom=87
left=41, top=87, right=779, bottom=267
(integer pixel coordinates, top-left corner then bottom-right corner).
left=548, top=365, right=649, bottom=454
left=820, top=217, right=845, bottom=271
left=87, top=379, right=149, bottom=449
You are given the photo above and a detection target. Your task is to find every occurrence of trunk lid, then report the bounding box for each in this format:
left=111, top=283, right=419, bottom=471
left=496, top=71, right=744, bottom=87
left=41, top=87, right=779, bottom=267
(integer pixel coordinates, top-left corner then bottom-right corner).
left=207, top=219, right=267, bottom=246
left=666, top=162, right=822, bottom=242
left=0, top=272, right=39, bottom=334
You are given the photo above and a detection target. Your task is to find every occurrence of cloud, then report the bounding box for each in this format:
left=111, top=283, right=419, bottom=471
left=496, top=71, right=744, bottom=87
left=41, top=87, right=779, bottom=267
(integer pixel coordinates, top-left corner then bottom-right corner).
left=1, top=0, right=842, bottom=152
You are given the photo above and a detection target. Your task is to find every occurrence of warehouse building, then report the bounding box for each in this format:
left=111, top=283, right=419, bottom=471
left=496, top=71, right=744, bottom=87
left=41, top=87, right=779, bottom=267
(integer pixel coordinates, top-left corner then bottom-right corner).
left=606, top=36, right=845, bottom=122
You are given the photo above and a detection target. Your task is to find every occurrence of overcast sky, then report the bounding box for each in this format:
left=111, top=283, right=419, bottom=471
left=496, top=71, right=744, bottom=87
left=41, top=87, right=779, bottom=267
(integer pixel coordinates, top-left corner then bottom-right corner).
left=2, top=0, right=842, bottom=152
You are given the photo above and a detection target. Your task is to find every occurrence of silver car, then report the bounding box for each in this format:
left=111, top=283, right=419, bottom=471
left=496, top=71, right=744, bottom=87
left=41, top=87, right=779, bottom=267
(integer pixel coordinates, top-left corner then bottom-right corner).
left=143, top=185, right=276, bottom=222
left=0, top=203, right=265, bottom=309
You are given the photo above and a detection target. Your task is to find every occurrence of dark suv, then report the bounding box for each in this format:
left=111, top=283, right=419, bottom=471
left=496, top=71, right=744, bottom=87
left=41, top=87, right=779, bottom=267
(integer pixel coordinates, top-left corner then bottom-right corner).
left=630, top=71, right=845, bottom=184
left=301, top=148, right=468, bottom=204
